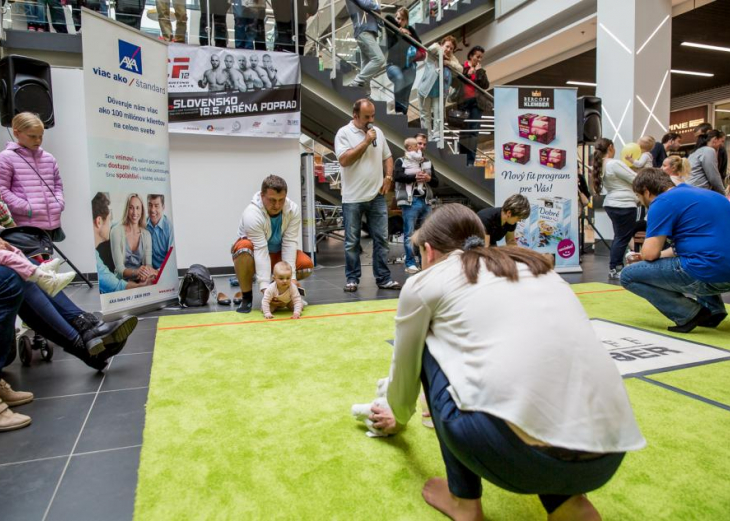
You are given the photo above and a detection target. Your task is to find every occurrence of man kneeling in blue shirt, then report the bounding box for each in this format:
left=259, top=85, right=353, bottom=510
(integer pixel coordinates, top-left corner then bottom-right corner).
left=620, top=168, right=730, bottom=333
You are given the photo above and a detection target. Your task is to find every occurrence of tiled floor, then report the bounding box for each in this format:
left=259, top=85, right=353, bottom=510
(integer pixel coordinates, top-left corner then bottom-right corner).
left=0, top=239, right=725, bottom=521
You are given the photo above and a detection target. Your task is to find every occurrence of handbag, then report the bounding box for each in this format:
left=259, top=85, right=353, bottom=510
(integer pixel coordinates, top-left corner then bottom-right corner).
left=447, top=108, right=469, bottom=128
left=405, top=45, right=427, bottom=68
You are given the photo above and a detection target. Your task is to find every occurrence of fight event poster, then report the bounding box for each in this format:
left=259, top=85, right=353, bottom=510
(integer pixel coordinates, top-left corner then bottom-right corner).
left=167, top=44, right=301, bottom=138
left=82, top=9, right=179, bottom=315
left=494, top=86, right=581, bottom=273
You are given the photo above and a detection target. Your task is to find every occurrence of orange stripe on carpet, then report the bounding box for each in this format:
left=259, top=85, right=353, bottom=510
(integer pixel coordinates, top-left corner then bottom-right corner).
left=158, top=308, right=398, bottom=331
left=574, top=288, right=626, bottom=296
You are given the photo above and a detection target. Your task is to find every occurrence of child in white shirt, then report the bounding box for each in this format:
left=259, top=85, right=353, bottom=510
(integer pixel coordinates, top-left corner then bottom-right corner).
left=261, top=261, right=304, bottom=319
left=401, top=138, right=431, bottom=197
left=626, top=135, right=656, bottom=171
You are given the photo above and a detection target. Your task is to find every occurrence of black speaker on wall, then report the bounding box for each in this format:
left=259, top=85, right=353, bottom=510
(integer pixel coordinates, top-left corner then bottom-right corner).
left=0, top=55, right=54, bottom=129
left=577, top=96, right=601, bottom=144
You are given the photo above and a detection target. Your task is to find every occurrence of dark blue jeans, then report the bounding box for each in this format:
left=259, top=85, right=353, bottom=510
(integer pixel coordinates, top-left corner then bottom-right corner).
left=604, top=206, right=638, bottom=270
left=0, top=267, right=25, bottom=370
left=420, top=346, right=624, bottom=512
left=457, top=97, right=481, bottom=166
left=402, top=197, right=431, bottom=268
left=342, top=194, right=392, bottom=286
left=620, top=257, right=730, bottom=325
left=18, top=281, right=82, bottom=351
left=386, top=64, right=417, bottom=115
left=232, top=5, right=266, bottom=50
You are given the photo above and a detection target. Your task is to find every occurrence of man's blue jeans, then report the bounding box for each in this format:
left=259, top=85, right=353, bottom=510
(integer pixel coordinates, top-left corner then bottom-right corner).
left=386, top=64, right=417, bottom=114
left=620, top=257, right=730, bottom=325
left=342, top=194, right=392, bottom=285
left=420, top=346, right=624, bottom=510
left=232, top=4, right=266, bottom=50
left=0, top=267, right=25, bottom=370
left=402, top=197, right=431, bottom=268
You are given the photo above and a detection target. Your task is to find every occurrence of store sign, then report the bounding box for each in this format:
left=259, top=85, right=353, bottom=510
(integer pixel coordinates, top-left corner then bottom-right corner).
left=591, top=320, right=730, bottom=377
left=669, top=106, right=708, bottom=145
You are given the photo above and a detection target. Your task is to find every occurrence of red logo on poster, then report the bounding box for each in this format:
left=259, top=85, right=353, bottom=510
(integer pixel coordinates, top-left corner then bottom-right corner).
left=168, top=57, right=190, bottom=79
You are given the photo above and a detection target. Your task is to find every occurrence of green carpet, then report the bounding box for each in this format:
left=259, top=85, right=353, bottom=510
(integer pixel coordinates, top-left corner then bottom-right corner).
left=134, top=284, right=730, bottom=520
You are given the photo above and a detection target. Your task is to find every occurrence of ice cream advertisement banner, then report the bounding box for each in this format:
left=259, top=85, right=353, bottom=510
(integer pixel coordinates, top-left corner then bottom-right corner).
left=82, top=10, right=178, bottom=315
left=167, top=44, right=301, bottom=138
left=494, top=86, right=580, bottom=272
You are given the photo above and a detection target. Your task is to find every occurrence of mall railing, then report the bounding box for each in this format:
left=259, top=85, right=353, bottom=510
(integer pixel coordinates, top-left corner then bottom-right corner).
left=305, top=2, right=493, bottom=161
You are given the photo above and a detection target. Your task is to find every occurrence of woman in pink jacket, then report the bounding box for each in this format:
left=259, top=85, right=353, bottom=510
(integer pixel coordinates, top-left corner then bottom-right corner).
left=0, top=112, right=65, bottom=235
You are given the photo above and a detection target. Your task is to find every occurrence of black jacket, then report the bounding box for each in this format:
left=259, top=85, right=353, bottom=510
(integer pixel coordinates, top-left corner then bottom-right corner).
left=393, top=156, right=439, bottom=206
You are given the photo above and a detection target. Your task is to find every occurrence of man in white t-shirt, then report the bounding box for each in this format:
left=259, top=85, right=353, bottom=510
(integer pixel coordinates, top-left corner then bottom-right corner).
left=334, top=99, right=401, bottom=292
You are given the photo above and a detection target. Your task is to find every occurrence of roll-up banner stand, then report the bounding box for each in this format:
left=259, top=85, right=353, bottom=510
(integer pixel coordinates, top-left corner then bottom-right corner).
left=82, top=9, right=179, bottom=317
left=494, top=86, right=581, bottom=273
left=301, top=153, right=316, bottom=265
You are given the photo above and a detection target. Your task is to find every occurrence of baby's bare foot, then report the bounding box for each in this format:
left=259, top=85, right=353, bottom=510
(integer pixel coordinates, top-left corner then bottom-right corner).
left=422, top=478, right=482, bottom=521
left=547, top=495, right=601, bottom=521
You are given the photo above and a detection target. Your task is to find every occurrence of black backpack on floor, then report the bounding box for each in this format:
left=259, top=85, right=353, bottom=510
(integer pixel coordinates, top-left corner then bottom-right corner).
left=179, top=264, right=215, bottom=307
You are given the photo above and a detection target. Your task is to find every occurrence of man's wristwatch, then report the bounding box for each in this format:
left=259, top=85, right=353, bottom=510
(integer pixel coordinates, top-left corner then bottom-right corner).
left=385, top=175, right=393, bottom=180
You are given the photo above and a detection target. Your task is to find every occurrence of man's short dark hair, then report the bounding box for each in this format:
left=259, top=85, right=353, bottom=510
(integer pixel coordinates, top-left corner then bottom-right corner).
left=147, top=194, right=165, bottom=206
left=91, top=192, right=110, bottom=221
left=261, top=175, right=288, bottom=194
left=502, top=194, right=531, bottom=219
left=414, top=132, right=428, bottom=140
left=353, top=98, right=374, bottom=116
left=632, top=168, right=674, bottom=196
left=661, top=132, right=680, bottom=144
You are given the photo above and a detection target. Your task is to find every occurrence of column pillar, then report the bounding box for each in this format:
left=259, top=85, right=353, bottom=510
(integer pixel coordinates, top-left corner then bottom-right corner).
left=596, top=0, right=673, bottom=147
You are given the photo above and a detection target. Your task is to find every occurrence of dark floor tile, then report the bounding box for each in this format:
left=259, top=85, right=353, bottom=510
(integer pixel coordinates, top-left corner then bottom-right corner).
left=100, top=352, right=153, bottom=392
left=0, top=458, right=67, bottom=521
left=75, top=388, right=148, bottom=454
left=0, top=395, right=94, bottom=464
left=45, top=446, right=141, bottom=521
left=3, top=358, right=106, bottom=400
left=120, top=327, right=157, bottom=355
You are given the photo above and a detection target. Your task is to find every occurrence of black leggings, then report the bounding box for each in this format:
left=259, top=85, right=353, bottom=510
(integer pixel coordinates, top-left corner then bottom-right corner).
left=605, top=206, right=638, bottom=269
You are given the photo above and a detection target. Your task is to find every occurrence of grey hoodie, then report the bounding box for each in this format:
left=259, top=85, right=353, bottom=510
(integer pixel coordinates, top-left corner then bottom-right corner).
left=687, top=146, right=725, bottom=194
left=345, top=0, right=382, bottom=39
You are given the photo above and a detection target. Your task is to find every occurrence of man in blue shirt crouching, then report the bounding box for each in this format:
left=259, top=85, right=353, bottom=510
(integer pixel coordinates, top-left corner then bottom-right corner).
left=620, top=168, right=730, bottom=333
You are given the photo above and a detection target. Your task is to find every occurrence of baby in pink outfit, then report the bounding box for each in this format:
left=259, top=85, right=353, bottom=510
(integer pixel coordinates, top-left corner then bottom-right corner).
left=0, top=237, right=74, bottom=297
left=262, top=261, right=305, bottom=319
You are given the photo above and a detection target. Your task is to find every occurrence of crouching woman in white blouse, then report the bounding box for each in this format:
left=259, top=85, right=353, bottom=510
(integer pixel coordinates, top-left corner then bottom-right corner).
left=371, top=204, right=645, bottom=521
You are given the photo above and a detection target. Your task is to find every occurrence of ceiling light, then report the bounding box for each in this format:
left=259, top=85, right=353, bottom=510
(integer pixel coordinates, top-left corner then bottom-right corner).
left=681, top=42, right=730, bottom=53
left=670, top=69, right=714, bottom=77
left=566, top=81, right=597, bottom=87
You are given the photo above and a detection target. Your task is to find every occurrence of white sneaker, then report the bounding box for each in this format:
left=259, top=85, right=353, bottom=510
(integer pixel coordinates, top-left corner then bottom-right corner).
left=31, top=270, right=76, bottom=297
left=37, top=258, right=62, bottom=274
left=405, top=265, right=420, bottom=274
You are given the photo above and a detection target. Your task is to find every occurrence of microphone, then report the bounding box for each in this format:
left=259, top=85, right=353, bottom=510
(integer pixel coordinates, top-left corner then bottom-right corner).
left=367, top=123, right=377, bottom=148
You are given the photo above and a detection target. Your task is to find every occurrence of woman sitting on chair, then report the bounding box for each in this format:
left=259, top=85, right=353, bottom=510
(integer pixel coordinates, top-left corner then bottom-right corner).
left=110, top=193, right=156, bottom=283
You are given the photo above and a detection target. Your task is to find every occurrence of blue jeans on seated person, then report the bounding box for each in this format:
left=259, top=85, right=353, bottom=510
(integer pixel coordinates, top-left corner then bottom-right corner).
left=620, top=257, right=730, bottom=326
left=420, top=346, right=624, bottom=512
left=342, top=194, right=392, bottom=286
left=0, top=267, right=25, bottom=370
left=402, top=197, right=431, bottom=268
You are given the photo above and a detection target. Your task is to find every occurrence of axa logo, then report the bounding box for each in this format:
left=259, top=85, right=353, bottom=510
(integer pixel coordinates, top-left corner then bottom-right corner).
left=118, top=40, right=143, bottom=75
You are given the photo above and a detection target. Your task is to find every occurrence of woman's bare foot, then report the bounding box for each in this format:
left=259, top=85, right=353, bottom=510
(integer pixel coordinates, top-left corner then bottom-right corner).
left=547, top=495, right=601, bottom=521
left=422, top=478, right=483, bottom=521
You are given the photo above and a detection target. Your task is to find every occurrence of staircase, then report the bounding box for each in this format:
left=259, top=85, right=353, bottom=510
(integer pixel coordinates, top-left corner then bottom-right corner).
left=301, top=0, right=496, bottom=208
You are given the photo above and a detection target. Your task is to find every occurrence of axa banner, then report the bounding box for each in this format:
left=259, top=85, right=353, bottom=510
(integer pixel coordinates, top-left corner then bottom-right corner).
left=494, top=86, right=580, bottom=272
left=167, top=44, right=301, bottom=138
left=82, top=10, right=178, bottom=316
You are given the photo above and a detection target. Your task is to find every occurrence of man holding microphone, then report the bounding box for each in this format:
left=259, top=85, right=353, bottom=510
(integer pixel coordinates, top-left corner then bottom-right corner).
left=335, top=99, right=401, bottom=293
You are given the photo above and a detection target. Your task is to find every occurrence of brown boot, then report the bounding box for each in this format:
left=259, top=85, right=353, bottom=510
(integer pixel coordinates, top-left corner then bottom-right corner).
left=0, top=379, right=33, bottom=406
left=0, top=400, right=31, bottom=431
